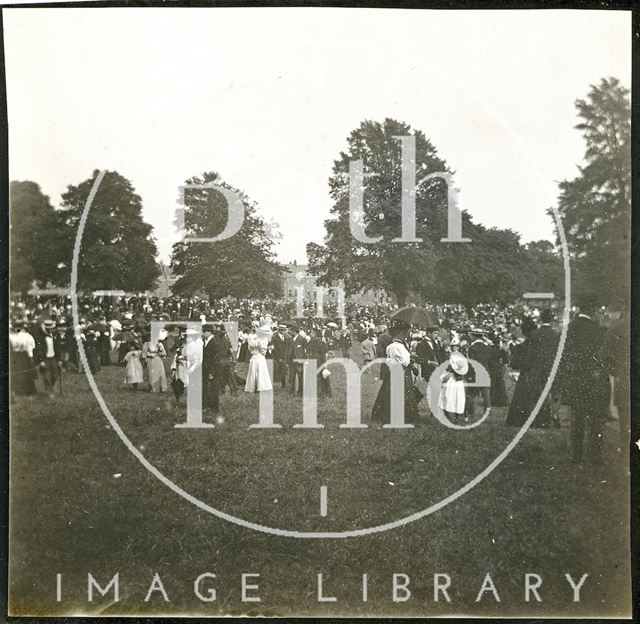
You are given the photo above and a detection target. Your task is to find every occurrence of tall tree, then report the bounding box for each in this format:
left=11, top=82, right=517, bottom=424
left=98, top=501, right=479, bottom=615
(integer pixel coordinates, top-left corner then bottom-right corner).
left=170, top=171, right=283, bottom=300
left=308, top=118, right=551, bottom=306
left=524, top=239, right=564, bottom=297
left=308, top=119, right=459, bottom=306
left=553, top=77, right=630, bottom=304
left=59, top=170, right=160, bottom=292
left=9, top=180, right=68, bottom=294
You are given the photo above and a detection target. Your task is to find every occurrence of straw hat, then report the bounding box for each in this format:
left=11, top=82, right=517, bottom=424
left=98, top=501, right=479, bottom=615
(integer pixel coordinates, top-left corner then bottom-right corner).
left=449, top=351, right=469, bottom=376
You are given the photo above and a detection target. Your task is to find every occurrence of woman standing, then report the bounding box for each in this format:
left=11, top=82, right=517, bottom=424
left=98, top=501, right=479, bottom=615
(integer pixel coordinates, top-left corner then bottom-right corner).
left=438, top=351, right=469, bottom=422
left=142, top=338, right=168, bottom=392
left=244, top=322, right=273, bottom=393
left=371, top=320, right=419, bottom=425
left=123, top=342, right=144, bottom=390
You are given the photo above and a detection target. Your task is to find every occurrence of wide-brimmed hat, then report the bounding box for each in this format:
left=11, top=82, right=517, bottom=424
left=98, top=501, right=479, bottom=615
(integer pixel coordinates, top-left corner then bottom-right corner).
left=256, top=324, right=273, bottom=338
left=43, top=319, right=56, bottom=329
left=449, top=351, right=469, bottom=376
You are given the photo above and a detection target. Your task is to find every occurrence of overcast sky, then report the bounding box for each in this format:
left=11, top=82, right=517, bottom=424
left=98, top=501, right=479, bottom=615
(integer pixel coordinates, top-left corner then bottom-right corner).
left=4, top=7, right=631, bottom=263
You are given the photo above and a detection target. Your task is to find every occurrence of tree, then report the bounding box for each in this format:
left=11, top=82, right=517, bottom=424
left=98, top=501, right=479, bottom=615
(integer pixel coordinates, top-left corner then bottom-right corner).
left=308, top=118, right=552, bottom=306
left=9, top=180, right=68, bottom=294
left=553, top=77, right=630, bottom=305
left=308, top=119, right=460, bottom=306
left=170, top=171, right=283, bottom=300
left=524, top=240, right=564, bottom=297
left=59, top=170, right=160, bottom=292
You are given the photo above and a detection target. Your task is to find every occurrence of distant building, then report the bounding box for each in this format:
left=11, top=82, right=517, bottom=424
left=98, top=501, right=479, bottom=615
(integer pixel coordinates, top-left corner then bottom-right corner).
left=282, top=262, right=328, bottom=301
left=282, top=262, right=388, bottom=306
left=148, top=260, right=387, bottom=304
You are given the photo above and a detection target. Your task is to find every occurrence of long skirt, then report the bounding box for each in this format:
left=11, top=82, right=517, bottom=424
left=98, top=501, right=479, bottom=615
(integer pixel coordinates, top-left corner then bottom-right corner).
left=439, top=377, right=466, bottom=415
left=506, top=372, right=551, bottom=427
left=371, top=366, right=419, bottom=424
left=146, top=355, right=167, bottom=392
left=490, top=365, right=508, bottom=407
left=124, top=356, right=144, bottom=384
left=10, top=351, right=37, bottom=396
left=245, top=353, right=273, bottom=393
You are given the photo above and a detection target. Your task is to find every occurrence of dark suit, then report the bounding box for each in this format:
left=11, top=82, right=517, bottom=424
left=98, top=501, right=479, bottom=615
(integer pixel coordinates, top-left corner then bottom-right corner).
left=308, top=336, right=331, bottom=397
left=416, top=338, right=440, bottom=381
left=467, top=339, right=492, bottom=412
left=34, top=330, right=64, bottom=392
left=558, top=315, right=612, bottom=463
left=376, top=332, right=392, bottom=382
left=202, top=335, right=224, bottom=412
left=218, top=333, right=238, bottom=396
left=271, top=332, right=290, bottom=387
left=289, top=333, right=308, bottom=396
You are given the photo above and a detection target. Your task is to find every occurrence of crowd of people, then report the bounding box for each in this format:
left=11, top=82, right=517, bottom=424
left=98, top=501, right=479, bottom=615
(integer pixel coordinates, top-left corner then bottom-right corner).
left=9, top=292, right=627, bottom=465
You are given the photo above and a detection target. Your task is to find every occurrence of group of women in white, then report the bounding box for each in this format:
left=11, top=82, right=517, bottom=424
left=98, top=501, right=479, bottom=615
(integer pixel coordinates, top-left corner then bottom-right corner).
left=123, top=339, right=168, bottom=392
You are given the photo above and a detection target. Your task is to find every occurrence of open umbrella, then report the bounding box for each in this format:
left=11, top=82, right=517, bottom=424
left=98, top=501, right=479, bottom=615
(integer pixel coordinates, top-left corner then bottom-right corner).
left=390, top=306, right=439, bottom=328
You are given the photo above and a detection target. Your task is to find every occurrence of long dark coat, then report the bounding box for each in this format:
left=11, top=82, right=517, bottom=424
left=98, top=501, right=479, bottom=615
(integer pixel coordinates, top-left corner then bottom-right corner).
left=506, top=324, right=559, bottom=427
left=371, top=339, right=419, bottom=425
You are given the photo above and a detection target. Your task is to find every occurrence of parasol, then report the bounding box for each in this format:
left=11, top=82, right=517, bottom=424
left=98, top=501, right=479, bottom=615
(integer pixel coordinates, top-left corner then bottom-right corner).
left=390, top=306, right=439, bottom=329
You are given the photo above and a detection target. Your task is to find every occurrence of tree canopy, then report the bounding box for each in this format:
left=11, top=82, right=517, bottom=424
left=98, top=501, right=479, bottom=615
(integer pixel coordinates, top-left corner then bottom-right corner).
left=59, top=170, right=160, bottom=292
left=170, top=171, right=283, bottom=300
left=553, top=77, right=630, bottom=306
left=9, top=181, right=68, bottom=294
left=308, top=118, right=561, bottom=306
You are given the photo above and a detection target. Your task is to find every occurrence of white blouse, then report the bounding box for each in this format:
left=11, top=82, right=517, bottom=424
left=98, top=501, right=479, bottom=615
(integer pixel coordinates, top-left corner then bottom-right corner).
left=386, top=340, right=411, bottom=368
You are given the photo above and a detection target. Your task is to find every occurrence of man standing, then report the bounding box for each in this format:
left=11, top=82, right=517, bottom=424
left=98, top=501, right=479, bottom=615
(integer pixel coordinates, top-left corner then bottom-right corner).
left=558, top=298, right=613, bottom=465
left=339, top=328, right=352, bottom=359
left=416, top=327, right=441, bottom=383
left=271, top=324, right=289, bottom=388
left=34, top=319, right=63, bottom=397
left=216, top=324, right=238, bottom=397
left=467, top=327, right=492, bottom=417
left=289, top=327, right=308, bottom=396
left=202, top=324, right=221, bottom=414
left=308, top=328, right=331, bottom=397
left=376, top=324, right=392, bottom=382
left=506, top=309, right=559, bottom=427
left=360, top=331, right=376, bottom=374
left=599, top=303, right=629, bottom=449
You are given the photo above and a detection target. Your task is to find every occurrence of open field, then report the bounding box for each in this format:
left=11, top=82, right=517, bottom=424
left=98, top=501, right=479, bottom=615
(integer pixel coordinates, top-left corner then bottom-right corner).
left=8, top=349, right=631, bottom=617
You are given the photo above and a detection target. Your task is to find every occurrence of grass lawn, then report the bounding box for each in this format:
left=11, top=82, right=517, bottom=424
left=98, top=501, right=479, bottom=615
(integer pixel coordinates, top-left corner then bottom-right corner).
left=8, top=348, right=631, bottom=617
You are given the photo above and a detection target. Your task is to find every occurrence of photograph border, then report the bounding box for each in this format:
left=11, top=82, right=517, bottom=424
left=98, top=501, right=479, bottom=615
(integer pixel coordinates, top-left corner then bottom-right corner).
left=0, top=0, right=636, bottom=622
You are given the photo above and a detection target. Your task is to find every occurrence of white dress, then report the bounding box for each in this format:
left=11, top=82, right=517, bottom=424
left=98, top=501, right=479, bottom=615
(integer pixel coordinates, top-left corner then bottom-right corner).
left=124, top=350, right=144, bottom=384
left=244, top=334, right=273, bottom=393
left=438, top=371, right=466, bottom=415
